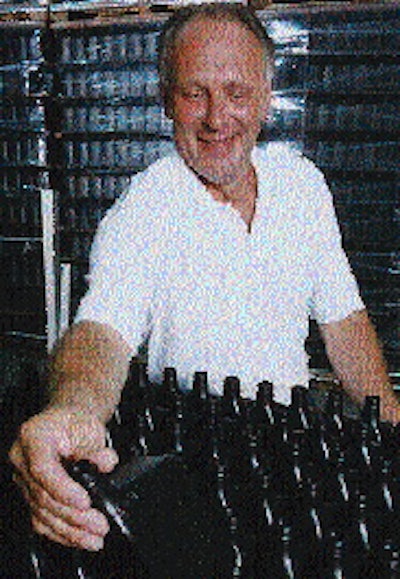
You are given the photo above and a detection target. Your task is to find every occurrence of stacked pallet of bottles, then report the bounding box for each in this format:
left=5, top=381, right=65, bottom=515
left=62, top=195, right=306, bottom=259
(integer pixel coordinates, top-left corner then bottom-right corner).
left=0, top=5, right=49, bottom=338
left=303, top=5, right=400, bottom=376
left=260, top=13, right=308, bottom=147
left=49, top=15, right=172, bottom=316
left=28, top=366, right=400, bottom=577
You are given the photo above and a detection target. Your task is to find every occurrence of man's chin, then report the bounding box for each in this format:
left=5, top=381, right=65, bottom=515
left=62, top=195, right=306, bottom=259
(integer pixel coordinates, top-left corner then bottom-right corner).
left=195, top=168, right=241, bottom=188
left=190, top=158, right=247, bottom=187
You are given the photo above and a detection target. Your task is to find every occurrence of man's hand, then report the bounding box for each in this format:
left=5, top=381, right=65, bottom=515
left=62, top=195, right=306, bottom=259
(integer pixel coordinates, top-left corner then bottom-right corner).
left=9, top=407, right=119, bottom=551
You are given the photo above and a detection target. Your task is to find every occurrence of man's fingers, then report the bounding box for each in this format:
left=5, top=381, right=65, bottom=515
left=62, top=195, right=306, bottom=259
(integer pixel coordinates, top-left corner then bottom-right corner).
left=12, top=444, right=110, bottom=552
left=11, top=433, right=91, bottom=510
left=15, top=469, right=109, bottom=536
left=16, top=466, right=109, bottom=552
left=28, top=454, right=91, bottom=510
left=9, top=438, right=28, bottom=473
left=31, top=501, right=109, bottom=549
left=32, top=512, right=105, bottom=552
left=85, top=447, right=119, bottom=474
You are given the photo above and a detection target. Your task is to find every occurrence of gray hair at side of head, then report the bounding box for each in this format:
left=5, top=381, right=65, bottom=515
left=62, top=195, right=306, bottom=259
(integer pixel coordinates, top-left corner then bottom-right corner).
left=157, top=2, right=275, bottom=107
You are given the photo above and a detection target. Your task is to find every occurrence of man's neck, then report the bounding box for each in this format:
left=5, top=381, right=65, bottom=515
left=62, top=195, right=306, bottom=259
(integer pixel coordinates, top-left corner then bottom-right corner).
left=205, top=167, right=258, bottom=229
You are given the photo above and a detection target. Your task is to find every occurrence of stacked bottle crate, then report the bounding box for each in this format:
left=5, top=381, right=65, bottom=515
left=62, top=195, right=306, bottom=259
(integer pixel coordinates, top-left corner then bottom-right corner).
left=0, top=16, right=49, bottom=338
left=303, top=6, right=400, bottom=376
left=261, top=14, right=309, bottom=149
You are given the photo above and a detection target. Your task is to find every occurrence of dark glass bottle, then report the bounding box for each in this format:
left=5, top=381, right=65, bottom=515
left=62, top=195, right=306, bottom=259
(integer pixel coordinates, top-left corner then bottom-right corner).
left=381, top=540, right=400, bottom=577
left=192, top=370, right=210, bottom=402
left=290, top=385, right=312, bottom=432
left=361, top=396, right=381, bottom=432
left=325, top=388, right=345, bottom=434
left=181, top=371, right=214, bottom=467
left=280, top=522, right=296, bottom=579
left=61, top=454, right=215, bottom=578
left=207, top=459, right=246, bottom=576
left=302, top=482, right=328, bottom=577
left=281, top=481, right=324, bottom=579
left=217, top=377, right=255, bottom=483
left=161, top=367, right=179, bottom=406
left=27, top=534, right=99, bottom=579
left=341, top=490, right=374, bottom=577
left=221, top=376, right=242, bottom=418
left=107, top=361, right=150, bottom=460
left=29, top=456, right=178, bottom=579
left=150, top=366, right=181, bottom=454
left=254, top=381, right=275, bottom=427
left=253, top=381, right=282, bottom=476
left=269, top=502, right=306, bottom=579
left=360, top=395, right=386, bottom=469
left=253, top=472, right=285, bottom=578
left=323, top=530, right=346, bottom=579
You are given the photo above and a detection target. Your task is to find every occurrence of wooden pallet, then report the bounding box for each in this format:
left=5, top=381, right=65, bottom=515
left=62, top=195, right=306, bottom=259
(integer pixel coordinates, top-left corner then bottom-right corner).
left=251, top=0, right=394, bottom=6
left=0, top=5, right=48, bottom=24
left=0, top=0, right=395, bottom=26
left=50, top=1, right=178, bottom=24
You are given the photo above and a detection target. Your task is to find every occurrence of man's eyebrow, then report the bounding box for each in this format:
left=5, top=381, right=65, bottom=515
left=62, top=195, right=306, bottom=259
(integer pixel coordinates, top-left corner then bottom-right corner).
left=225, top=81, right=253, bottom=92
left=175, top=81, right=203, bottom=89
left=174, top=80, right=255, bottom=95
left=226, top=80, right=251, bottom=88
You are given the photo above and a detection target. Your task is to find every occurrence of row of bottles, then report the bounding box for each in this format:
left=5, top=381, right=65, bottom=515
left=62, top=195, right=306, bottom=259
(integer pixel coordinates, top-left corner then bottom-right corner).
left=27, top=365, right=400, bottom=577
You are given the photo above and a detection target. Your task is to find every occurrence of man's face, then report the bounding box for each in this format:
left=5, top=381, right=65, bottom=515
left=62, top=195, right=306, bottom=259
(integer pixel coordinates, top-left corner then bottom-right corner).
left=166, top=18, right=271, bottom=186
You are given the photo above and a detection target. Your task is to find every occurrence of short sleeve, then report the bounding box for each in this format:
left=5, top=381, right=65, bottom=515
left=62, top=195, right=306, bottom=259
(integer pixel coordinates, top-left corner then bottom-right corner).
left=306, top=164, right=365, bottom=324
left=74, top=199, right=157, bottom=353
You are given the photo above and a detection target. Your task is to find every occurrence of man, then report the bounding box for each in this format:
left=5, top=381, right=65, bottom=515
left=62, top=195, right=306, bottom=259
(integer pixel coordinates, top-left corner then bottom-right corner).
left=10, top=3, right=398, bottom=553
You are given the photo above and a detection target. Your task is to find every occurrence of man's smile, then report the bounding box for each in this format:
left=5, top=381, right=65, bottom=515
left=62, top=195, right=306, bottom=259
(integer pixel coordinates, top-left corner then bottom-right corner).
left=198, top=135, right=236, bottom=151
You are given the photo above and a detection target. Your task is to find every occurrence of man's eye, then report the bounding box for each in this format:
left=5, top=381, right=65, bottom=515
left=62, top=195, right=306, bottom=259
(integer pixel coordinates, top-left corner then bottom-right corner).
left=184, top=89, right=204, bottom=100
left=230, top=89, right=249, bottom=102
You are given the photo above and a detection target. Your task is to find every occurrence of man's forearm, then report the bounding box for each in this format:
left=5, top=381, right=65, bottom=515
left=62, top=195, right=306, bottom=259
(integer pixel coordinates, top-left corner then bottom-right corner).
left=320, top=309, right=399, bottom=423
left=48, top=321, right=132, bottom=424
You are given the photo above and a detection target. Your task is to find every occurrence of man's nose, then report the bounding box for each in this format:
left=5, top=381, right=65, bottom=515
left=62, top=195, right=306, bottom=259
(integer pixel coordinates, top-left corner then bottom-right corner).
left=203, top=93, right=227, bottom=130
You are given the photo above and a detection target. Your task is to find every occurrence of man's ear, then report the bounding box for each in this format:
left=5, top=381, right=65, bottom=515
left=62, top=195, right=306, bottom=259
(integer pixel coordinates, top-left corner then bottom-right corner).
left=165, top=104, right=173, bottom=120
left=163, top=90, right=174, bottom=120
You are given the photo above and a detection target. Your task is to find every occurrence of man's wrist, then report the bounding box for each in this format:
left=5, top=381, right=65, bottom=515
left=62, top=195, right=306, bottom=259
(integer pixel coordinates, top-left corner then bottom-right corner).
left=48, top=374, right=120, bottom=424
left=48, top=398, right=113, bottom=426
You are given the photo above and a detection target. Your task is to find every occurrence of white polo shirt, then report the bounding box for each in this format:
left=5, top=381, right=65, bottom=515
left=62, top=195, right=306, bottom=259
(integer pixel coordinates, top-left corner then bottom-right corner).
left=75, top=144, right=364, bottom=404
